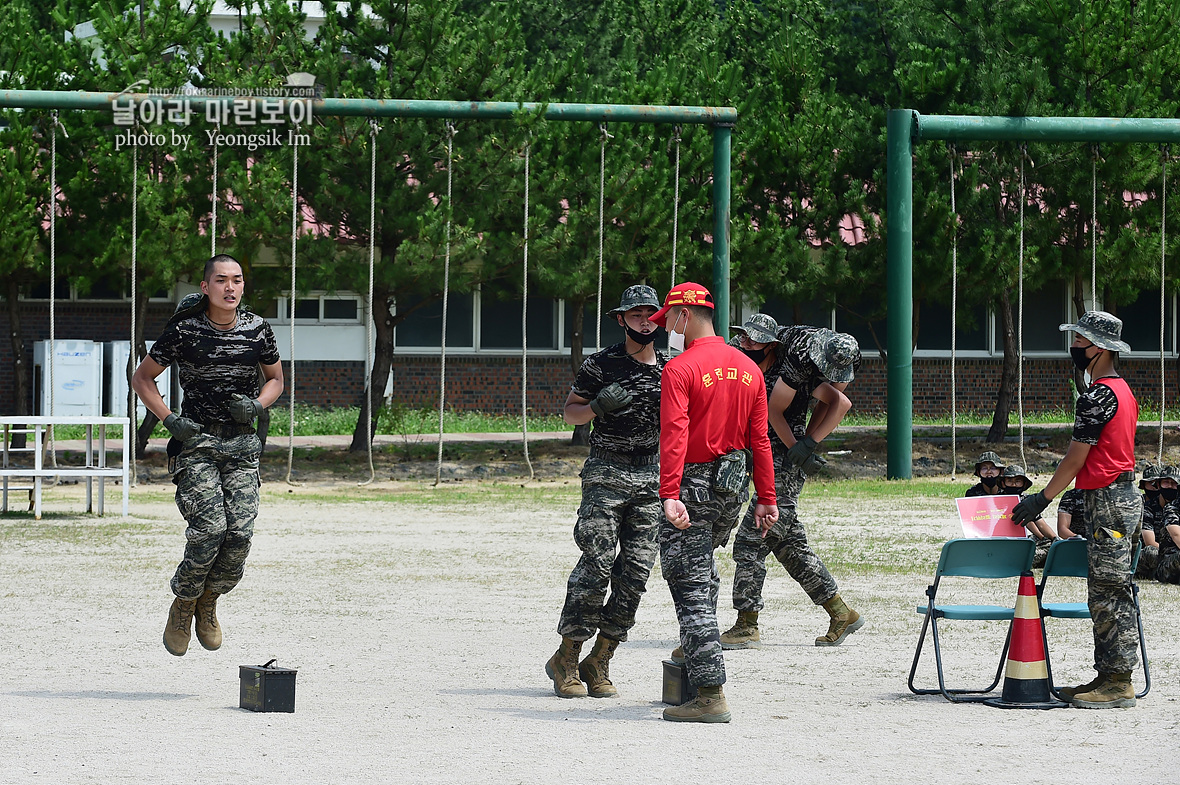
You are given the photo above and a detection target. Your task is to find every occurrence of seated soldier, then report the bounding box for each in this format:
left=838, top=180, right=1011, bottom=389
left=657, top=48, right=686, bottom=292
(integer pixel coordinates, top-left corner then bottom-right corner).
left=1135, top=464, right=1164, bottom=580
left=1154, top=466, right=1180, bottom=584
left=1000, top=464, right=1056, bottom=568
left=1057, top=486, right=1086, bottom=539
left=964, top=451, right=1004, bottom=497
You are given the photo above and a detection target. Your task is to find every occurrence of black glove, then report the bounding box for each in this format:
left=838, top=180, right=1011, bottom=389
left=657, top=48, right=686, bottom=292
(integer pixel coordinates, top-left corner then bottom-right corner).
left=786, top=435, right=819, bottom=468
left=589, top=382, right=633, bottom=418
left=1012, top=491, right=1051, bottom=526
left=163, top=413, right=203, bottom=442
left=229, top=394, right=263, bottom=424
left=801, top=452, right=827, bottom=475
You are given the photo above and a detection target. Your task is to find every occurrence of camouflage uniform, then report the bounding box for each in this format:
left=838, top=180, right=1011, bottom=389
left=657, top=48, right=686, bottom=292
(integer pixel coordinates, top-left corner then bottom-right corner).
left=729, top=325, right=857, bottom=612
left=1155, top=499, right=1180, bottom=584
left=558, top=340, right=666, bottom=642
left=1137, top=488, right=1162, bottom=580
left=1058, top=488, right=1087, bottom=538
left=150, top=309, right=279, bottom=601
left=659, top=463, right=748, bottom=688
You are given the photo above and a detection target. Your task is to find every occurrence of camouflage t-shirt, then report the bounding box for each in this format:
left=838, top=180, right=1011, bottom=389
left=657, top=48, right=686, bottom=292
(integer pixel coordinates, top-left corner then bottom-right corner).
left=728, top=327, right=791, bottom=445
left=1161, top=500, right=1180, bottom=557
left=965, top=481, right=1001, bottom=497
left=572, top=342, right=666, bottom=456
left=1058, top=488, right=1087, bottom=537
left=775, top=325, right=862, bottom=439
left=1071, top=383, right=1119, bottom=444
left=149, top=310, right=280, bottom=426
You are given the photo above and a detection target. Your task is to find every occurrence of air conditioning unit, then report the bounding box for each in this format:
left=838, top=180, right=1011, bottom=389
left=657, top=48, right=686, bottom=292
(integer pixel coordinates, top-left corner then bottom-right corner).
left=32, top=340, right=104, bottom=416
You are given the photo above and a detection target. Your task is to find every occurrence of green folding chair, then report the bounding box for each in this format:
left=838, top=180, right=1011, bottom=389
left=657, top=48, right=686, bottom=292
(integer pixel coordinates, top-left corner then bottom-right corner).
left=1037, top=537, right=1151, bottom=699
left=908, top=538, right=1035, bottom=702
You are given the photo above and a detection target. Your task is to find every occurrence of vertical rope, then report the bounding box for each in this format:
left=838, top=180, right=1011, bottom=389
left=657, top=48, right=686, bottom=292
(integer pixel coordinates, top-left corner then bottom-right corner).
left=129, top=140, right=138, bottom=487
left=285, top=143, right=299, bottom=486
left=596, top=124, right=610, bottom=351
left=521, top=140, right=534, bottom=481
left=47, top=112, right=59, bottom=477
left=210, top=130, right=218, bottom=256
left=1017, top=149, right=1027, bottom=469
left=1161, top=151, right=1169, bottom=464
left=361, top=120, right=380, bottom=486
left=434, top=122, right=455, bottom=487
left=671, top=126, right=681, bottom=290
left=949, top=146, right=958, bottom=481
left=1091, top=148, right=1098, bottom=308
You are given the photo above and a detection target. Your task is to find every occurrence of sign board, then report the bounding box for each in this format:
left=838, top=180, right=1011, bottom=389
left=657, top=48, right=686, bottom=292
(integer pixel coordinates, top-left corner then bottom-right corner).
left=955, top=495, right=1029, bottom=538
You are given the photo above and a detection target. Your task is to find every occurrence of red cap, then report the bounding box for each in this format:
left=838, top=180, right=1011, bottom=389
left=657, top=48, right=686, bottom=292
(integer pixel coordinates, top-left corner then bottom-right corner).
left=651, top=282, right=714, bottom=327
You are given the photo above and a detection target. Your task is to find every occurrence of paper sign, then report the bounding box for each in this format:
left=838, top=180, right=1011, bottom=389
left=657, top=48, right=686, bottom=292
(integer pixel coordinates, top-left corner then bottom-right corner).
left=955, top=495, right=1029, bottom=538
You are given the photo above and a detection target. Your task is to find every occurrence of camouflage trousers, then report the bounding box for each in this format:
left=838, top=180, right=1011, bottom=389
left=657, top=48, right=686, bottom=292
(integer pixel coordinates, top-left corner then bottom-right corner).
left=558, top=457, right=661, bottom=642
left=170, top=432, right=262, bottom=601
left=1155, top=551, right=1180, bottom=584
left=660, top=462, right=747, bottom=688
left=1083, top=482, right=1143, bottom=674
left=731, top=449, right=837, bottom=610
left=1136, top=545, right=1159, bottom=580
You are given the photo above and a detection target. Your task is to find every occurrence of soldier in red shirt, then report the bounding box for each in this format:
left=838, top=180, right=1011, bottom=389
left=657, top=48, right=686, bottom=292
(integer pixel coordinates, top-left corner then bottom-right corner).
left=652, top=282, right=778, bottom=723
left=1013, top=311, right=1142, bottom=708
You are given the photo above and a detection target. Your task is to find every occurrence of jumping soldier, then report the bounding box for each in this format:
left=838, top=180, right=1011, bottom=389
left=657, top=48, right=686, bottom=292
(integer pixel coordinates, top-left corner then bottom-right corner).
left=132, top=254, right=283, bottom=656
left=1014, top=311, right=1142, bottom=708
left=546, top=285, right=666, bottom=699
left=654, top=283, right=778, bottom=723
left=964, top=451, right=1005, bottom=496
left=720, top=322, right=864, bottom=649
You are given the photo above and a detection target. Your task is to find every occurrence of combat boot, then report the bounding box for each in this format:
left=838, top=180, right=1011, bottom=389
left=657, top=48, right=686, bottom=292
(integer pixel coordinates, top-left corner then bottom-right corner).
left=670, top=645, right=684, bottom=663
left=662, top=685, right=731, bottom=723
left=194, top=588, right=222, bottom=651
left=578, top=634, right=620, bottom=698
left=545, top=637, right=588, bottom=698
left=816, top=593, right=865, bottom=647
left=1072, top=672, right=1136, bottom=709
left=720, top=611, right=761, bottom=649
left=163, top=596, right=197, bottom=657
left=1059, top=673, right=1105, bottom=701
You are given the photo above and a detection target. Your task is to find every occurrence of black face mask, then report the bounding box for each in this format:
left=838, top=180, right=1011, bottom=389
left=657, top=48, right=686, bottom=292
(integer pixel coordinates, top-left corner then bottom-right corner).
left=625, top=325, right=659, bottom=346
left=1070, top=345, right=1095, bottom=372
left=1160, top=488, right=1179, bottom=503
left=980, top=475, right=1000, bottom=488
left=1146, top=489, right=1162, bottom=506
left=741, top=346, right=768, bottom=364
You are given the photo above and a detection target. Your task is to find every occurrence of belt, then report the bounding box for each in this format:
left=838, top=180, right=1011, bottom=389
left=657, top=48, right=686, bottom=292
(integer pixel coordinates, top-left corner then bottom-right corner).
left=1114, top=470, right=1136, bottom=484
left=589, top=446, right=659, bottom=467
left=201, top=421, right=256, bottom=439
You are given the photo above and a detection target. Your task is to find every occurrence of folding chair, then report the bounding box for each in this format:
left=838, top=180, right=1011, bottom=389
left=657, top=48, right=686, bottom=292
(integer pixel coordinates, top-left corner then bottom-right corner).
left=1037, top=537, right=1150, bottom=699
left=908, top=538, right=1035, bottom=702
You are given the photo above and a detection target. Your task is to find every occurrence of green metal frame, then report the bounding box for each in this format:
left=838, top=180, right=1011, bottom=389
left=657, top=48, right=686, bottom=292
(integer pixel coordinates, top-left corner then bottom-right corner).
left=886, top=110, right=1180, bottom=479
left=0, top=89, right=737, bottom=325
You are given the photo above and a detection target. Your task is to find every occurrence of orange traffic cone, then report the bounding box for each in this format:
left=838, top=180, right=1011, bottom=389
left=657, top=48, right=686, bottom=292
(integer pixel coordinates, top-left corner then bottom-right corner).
left=985, top=572, right=1067, bottom=709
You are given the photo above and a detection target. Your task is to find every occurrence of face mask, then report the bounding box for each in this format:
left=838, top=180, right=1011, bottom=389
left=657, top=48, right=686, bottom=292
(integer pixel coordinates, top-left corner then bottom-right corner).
left=1146, top=489, right=1162, bottom=506
left=625, top=325, right=659, bottom=345
left=980, top=475, right=999, bottom=488
left=1161, top=488, right=1179, bottom=503
left=667, top=311, right=687, bottom=353
left=1070, top=345, right=1095, bottom=373
left=741, top=346, right=768, bottom=364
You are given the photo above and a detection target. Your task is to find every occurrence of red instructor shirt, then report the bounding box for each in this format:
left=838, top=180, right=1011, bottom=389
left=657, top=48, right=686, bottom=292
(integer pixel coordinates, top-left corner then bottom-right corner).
left=659, top=336, right=777, bottom=505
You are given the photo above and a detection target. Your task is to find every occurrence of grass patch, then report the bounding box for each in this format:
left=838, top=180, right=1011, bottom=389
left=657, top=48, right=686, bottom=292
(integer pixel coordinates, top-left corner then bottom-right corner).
left=803, top=478, right=962, bottom=499
left=271, top=482, right=582, bottom=507
left=844, top=406, right=1180, bottom=427
left=267, top=404, right=569, bottom=437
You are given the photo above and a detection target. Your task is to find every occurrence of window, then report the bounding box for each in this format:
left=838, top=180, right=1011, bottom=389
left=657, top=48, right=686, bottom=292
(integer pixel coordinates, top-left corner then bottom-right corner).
left=915, top=301, right=989, bottom=353
left=1117, top=290, right=1175, bottom=355
left=758, top=297, right=833, bottom=330
left=480, top=292, right=559, bottom=350
left=395, top=292, right=475, bottom=348
left=273, top=293, right=364, bottom=324
left=995, top=280, right=1068, bottom=353
left=836, top=293, right=887, bottom=356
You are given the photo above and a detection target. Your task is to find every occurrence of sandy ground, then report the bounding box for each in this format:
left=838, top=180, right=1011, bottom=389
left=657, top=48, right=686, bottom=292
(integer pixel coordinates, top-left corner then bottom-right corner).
left=2, top=476, right=1179, bottom=785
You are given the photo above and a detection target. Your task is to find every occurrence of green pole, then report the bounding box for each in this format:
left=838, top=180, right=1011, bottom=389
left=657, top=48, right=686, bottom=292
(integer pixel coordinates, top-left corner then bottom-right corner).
left=886, top=109, right=914, bottom=480
left=712, top=123, right=733, bottom=331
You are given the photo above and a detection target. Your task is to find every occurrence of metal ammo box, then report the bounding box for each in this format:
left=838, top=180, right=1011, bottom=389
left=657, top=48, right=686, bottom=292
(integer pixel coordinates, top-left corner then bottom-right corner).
left=661, top=658, right=698, bottom=706
left=239, top=659, right=297, bottom=713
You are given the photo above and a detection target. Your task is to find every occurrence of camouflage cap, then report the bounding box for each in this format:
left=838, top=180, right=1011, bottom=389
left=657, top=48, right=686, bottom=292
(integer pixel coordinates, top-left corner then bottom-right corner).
left=1139, top=463, right=1163, bottom=488
left=973, top=451, right=1005, bottom=475
left=176, top=292, right=205, bottom=313
left=807, top=329, right=860, bottom=384
left=607, top=284, right=661, bottom=316
left=1058, top=310, right=1131, bottom=353
left=1001, top=464, right=1033, bottom=491
left=1163, top=465, right=1180, bottom=484
left=730, top=313, right=780, bottom=344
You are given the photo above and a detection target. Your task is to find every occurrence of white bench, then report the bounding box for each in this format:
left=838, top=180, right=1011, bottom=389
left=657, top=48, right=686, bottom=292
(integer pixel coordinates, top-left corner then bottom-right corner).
left=1, top=416, right=130, bottom=519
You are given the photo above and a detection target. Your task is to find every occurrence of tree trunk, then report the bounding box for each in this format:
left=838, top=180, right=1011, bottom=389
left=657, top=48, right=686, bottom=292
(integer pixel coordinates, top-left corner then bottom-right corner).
left=987, top=288, right=1018, bottom=443
left=569, top=295, right=589, bottom=446
left=6, top=278, right=30, bottom=449
left=350, top=288, right=395, bottom=452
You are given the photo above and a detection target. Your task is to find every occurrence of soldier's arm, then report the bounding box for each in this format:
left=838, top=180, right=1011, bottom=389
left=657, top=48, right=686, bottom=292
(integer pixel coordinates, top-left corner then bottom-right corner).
left=767, top=378, right=798, bottom=446
left=258, top=361, right=284, bottom=408
left=1167, top=523, right=1180, bottom=550
left=132, top=356, right=173, bottom=422
left=563, top=391, right=596, bottom=426
left=805, top=381, right=851, bottom=443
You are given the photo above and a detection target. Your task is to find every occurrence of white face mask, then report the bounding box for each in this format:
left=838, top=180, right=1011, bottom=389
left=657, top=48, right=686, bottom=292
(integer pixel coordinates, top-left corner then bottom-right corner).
left=667, top=310, right=687, bottom=352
